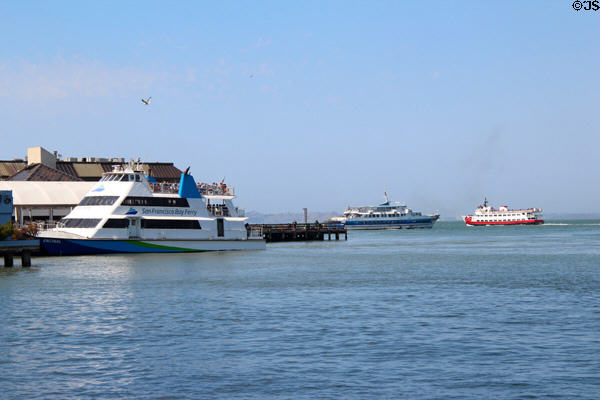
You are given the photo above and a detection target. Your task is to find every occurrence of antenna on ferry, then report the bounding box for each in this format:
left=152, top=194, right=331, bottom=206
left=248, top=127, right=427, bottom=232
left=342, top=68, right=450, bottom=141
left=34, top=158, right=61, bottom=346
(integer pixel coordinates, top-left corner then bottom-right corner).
left=384, top=191, right=389, bottom=204
left=484, top=197, right=488, bottom=207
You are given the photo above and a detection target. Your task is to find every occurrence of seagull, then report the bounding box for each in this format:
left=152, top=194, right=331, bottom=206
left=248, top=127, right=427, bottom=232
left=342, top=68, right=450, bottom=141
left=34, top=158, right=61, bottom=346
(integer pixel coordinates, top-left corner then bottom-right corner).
left=141, top=96, right=151, bottom=105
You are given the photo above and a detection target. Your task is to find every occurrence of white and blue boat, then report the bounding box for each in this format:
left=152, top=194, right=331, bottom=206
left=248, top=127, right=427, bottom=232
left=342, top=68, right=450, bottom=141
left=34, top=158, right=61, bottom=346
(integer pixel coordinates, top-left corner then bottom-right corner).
left=38, top=163, right=265, bottom=255
left=331, top=193, right=439, bottom=230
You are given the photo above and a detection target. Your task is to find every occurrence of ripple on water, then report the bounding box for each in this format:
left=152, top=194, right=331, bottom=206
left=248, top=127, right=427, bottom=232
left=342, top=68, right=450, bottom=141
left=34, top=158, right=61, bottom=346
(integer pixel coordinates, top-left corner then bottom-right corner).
left=0, top=221, right=599, bottom=399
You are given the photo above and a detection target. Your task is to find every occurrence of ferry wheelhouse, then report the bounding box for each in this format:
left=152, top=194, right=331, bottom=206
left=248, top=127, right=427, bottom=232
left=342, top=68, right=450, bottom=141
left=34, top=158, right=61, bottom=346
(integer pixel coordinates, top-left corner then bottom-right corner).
left=332, top=194, right=440, bottom=230
left=38, top=163, right=265, bottom=255
left=463, top=198, right=543, bottom=226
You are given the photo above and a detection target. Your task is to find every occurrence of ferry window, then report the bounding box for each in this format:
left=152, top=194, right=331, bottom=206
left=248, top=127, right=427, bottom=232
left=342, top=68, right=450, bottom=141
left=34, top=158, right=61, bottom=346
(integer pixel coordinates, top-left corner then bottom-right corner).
left=135, top=174, right=142, bottom=182
left=121, top=196, right=190, bottom=207
left=141, top=219, right=201, bottom=229
left=61, top=218, right=101, bottom=228
left=103, top=219, right=129, bottom=228
left=79, top=196, right=119, bottom=206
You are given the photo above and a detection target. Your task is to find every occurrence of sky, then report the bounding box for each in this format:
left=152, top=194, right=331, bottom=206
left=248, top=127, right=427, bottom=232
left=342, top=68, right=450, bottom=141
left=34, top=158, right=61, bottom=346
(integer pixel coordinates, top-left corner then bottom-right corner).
left=0, top=1, right=598, bottom=217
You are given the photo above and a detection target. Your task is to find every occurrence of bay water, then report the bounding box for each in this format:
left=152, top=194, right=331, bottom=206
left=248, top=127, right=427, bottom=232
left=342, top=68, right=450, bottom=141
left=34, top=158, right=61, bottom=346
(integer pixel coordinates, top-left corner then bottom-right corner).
left=1, top=221, right=599, bottom=399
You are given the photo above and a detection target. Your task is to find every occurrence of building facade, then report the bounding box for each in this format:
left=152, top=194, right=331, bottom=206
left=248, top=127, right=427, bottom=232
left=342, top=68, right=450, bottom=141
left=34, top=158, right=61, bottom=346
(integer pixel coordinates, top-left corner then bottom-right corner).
left=0, top=146, right=183, bottom=224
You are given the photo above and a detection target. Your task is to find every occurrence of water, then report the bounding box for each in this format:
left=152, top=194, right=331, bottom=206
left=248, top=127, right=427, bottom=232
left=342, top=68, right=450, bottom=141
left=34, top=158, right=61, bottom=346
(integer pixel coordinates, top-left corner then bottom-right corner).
left=1, top=221, right=599, bottom=399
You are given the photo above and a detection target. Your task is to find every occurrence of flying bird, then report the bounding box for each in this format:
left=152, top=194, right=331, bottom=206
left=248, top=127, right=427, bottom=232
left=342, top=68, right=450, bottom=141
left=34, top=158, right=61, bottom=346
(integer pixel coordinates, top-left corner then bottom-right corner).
left=141, top=96, right=151, bottom=105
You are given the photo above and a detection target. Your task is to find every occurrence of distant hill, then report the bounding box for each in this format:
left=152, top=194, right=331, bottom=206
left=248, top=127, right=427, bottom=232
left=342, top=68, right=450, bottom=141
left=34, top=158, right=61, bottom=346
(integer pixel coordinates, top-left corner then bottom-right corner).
left=245, top=210, right=341, bottom=224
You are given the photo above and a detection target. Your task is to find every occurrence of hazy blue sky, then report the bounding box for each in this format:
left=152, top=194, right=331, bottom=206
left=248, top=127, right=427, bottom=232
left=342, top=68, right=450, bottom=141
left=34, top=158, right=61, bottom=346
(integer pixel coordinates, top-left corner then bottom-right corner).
left=1, top=1, right=598, bottom=217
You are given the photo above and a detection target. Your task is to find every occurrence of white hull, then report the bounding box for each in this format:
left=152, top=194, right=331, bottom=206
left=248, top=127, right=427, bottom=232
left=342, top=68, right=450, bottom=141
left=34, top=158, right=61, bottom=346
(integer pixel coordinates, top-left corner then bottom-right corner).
left=345, top=223, right=435, bottom=230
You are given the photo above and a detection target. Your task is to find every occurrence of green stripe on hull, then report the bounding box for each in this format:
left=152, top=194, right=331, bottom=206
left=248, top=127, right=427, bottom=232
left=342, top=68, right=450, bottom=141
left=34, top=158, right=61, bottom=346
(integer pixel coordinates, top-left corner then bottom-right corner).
left=126, top=240, right=206, bottom=252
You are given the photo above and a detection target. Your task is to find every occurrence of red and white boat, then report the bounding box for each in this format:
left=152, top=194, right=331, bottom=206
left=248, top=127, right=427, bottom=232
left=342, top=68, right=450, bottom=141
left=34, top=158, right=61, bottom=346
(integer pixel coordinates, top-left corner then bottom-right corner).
left=463, top=198, right=543, bottom=226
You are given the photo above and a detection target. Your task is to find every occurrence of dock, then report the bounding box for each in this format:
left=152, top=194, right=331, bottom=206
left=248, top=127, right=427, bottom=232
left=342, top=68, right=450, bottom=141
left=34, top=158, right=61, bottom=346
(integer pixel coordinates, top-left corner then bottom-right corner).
left=252, top=223, right=347, bottom=243
left=0, top=239, right=41, bottom=267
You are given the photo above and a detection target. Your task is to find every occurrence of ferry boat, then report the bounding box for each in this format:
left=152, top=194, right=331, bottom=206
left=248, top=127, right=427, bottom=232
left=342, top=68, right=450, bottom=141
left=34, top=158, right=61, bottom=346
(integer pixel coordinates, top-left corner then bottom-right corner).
left=463, top=198, right=543, bottom=226
left=38, top=163, right=265, bottom=255
left=331, top=194, right=440, bottom=230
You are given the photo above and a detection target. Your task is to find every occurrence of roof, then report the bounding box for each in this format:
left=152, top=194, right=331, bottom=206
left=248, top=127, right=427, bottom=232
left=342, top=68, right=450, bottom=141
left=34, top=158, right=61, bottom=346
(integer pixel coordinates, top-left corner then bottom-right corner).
left=0, top=161, right=27, bottom=178
left=7, top=163, right=82, bottom=182
left=1, top=159, right=182, bottom=182
left=55, top=162, right=78, bottom=177
left=141, top=163, right=182, bottom=180
left=72, top=163, right=105, bottom=177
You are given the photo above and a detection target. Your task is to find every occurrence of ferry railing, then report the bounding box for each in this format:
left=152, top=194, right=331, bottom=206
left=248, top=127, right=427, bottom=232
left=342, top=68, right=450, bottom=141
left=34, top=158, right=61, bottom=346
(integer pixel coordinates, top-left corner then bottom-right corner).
left=199, top=187, right=235, bottom=196
left=206, top=205, right=231, bottom=217
left=148, top=183, right=235, bottom=196
left=149, top=183, right=179, bottom=194
left=35, top=221, right=60, bottom=232
left=248, top=225, right=263, bottom=239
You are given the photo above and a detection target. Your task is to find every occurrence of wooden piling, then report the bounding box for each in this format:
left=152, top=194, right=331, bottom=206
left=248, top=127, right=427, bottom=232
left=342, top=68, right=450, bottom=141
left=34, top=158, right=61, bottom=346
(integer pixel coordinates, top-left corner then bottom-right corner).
left=21, top=251, right=31, bottom=267
left=0, top=240, right=40, bottom=267
left=4, top=254, right=13, bottom=267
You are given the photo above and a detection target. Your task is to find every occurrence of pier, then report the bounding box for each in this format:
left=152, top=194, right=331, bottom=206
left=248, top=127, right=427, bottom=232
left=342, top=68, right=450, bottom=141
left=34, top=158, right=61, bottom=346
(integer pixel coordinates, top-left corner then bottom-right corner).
left=0, top=240, right=40, bottom=267
left=252, top=223, right=347, bottom=243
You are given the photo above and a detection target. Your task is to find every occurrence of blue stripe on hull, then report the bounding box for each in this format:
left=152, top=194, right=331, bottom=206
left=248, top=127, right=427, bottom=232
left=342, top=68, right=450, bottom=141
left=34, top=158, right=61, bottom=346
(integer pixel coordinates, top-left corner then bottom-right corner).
left=41, top=238, right=188, bottom=256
